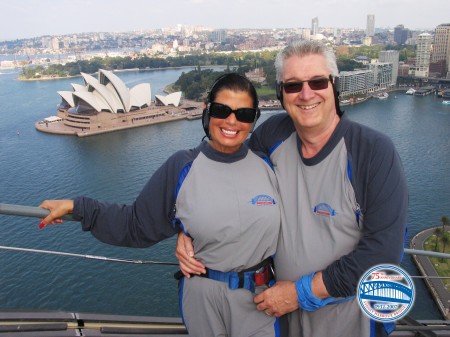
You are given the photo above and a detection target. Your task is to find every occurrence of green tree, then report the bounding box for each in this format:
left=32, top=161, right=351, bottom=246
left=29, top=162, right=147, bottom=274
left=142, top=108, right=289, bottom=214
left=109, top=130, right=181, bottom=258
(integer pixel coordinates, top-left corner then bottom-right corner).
left=434, top=227, right=443, bottom=252
left=441, top=215, right=449, bottom=233
left=442, top=233, right=450, bottom=262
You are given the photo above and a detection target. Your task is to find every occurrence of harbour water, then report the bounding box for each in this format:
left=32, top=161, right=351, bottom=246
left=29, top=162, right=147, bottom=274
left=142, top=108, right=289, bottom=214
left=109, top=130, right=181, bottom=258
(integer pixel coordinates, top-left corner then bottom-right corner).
left=0, top=68, right=449, bottom=320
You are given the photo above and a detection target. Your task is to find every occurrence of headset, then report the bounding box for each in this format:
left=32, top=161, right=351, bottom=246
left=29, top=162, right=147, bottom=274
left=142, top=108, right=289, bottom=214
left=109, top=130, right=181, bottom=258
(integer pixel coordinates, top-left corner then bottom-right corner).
left=275, top=75, right=344, bottom=117
left=202, top=73, right=261, bottom=139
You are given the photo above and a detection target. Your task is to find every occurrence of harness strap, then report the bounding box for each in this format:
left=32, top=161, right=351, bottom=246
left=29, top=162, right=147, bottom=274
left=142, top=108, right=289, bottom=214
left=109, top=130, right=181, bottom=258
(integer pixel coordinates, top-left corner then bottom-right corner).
left=173, top=256, right=274, bottom=292
left=201, top=256, right=274, bottom=293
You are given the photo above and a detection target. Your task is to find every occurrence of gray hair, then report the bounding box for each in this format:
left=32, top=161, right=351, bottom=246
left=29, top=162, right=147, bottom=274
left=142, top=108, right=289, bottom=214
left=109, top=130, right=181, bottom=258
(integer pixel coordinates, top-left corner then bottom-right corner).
left=274, top=40, right=339, bottom=81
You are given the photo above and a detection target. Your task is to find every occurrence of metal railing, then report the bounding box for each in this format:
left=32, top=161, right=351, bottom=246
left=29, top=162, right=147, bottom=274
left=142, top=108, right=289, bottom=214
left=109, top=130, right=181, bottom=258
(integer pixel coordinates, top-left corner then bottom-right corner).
left=1, top=202, right=450, bottom=336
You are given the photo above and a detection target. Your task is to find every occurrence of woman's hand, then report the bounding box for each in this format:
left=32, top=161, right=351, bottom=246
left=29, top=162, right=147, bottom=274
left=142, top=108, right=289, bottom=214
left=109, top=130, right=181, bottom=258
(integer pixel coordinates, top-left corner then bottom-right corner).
left=38, top=199, right=74, bottom=228
left=175, top=232, right=206, bottom=278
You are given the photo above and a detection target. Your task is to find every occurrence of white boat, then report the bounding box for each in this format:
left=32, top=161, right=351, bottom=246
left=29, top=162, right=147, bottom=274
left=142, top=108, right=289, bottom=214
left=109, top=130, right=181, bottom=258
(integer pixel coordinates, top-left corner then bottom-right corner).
left=406, top=88, right=416, bottom=95
left=442, top=100, right=450, bottom=105
left=374, top=92, right=389, bottom=99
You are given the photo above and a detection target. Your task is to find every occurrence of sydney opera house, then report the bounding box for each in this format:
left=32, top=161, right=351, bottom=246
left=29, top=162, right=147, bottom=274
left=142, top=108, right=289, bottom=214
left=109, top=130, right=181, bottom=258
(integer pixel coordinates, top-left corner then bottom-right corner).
left=36, top=69, right=201, bottom=137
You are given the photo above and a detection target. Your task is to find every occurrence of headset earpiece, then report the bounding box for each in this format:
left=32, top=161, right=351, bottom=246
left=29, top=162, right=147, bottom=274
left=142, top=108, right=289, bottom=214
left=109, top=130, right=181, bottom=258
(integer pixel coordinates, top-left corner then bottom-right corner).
left=276, top=81, right=282, bottom=101
left=276, top=81, right=285, bottom=109
left=330, top=75, right=344, bottom=117
left=202, top=107, right=211, bottom=139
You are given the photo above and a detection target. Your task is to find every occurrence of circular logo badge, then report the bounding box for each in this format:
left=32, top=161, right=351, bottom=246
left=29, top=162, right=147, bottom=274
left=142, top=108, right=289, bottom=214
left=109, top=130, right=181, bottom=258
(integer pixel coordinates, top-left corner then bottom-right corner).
left=357, top=264, right=415, bottom=322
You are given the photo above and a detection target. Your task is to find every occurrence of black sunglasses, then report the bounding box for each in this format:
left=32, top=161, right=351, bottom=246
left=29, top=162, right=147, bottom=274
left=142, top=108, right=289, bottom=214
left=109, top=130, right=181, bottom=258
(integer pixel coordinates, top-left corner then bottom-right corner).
left=208, top=102, right=259, bottom=123
left=282, top=76, right=331, bottom=93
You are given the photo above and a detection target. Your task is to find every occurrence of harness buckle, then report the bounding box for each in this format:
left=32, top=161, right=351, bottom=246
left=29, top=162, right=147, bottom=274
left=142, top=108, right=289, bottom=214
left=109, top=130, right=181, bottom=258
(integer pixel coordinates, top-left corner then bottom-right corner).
left=254, top=265, right=270, bottom=286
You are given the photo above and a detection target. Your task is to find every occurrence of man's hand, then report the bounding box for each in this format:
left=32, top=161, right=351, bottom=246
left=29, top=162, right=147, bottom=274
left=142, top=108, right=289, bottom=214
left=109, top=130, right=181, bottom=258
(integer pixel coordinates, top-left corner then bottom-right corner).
left=254, top=281, right=299, bottom=317
left=175, top=232, right=206, bottom=278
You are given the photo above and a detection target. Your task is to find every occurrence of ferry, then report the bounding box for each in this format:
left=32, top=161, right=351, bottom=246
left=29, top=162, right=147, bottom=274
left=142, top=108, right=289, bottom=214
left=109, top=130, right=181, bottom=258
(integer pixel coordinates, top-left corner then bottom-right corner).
left=406, top=88, right=416, bottom=95
left=1, top=202, right=450, bottom=336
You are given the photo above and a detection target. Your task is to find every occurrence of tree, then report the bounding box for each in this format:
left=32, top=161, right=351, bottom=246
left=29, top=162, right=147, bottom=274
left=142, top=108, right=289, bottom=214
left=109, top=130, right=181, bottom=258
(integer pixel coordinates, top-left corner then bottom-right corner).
left=441, top=233, right=450, bottom=262
left=441, top=215, right=449, bottom=233
left=434, top=227, right=443, bottom=252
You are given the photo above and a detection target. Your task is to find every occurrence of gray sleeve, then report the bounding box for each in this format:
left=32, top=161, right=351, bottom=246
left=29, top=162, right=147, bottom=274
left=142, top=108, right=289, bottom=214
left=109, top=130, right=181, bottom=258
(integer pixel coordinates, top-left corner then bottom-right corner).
left=73, top=149, right=197, bottom=248
left=323, top=127, right=409, bottom=297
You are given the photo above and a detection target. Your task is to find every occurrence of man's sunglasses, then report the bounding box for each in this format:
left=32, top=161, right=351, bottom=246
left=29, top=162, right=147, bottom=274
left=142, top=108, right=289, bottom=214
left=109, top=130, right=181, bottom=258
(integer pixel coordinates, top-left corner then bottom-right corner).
left=281, top=76, right=331, bottom=93
left=208, top=102, right=259, bottom=123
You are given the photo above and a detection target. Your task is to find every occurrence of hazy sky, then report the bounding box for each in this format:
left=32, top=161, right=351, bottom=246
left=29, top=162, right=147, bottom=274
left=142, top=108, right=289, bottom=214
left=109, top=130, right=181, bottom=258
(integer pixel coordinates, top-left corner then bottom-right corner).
left=2, top=0, right=449, bottom=40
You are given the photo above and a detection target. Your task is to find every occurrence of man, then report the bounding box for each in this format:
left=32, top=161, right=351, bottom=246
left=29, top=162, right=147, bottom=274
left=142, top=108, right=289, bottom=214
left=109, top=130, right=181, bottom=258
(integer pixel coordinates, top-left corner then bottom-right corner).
left=177, top=40, right=408, bottom=337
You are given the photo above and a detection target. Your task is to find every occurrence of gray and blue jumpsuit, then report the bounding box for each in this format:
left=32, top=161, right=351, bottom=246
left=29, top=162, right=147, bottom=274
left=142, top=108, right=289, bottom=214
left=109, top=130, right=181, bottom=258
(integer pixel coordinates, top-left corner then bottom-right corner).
left=72, top=140, right=281, bottom=337
left=248, top=113, right=408, bottom=337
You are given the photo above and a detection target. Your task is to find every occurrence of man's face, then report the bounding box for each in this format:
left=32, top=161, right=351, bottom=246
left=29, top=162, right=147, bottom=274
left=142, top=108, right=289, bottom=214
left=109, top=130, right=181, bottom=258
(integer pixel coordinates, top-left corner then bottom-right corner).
left=281, top=54, right=337, bottom=133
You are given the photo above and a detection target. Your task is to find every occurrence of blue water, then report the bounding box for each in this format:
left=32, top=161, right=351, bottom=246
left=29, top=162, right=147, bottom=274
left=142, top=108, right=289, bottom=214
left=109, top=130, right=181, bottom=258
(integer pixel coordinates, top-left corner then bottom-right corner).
left=0, top=69, right=449, bottom=320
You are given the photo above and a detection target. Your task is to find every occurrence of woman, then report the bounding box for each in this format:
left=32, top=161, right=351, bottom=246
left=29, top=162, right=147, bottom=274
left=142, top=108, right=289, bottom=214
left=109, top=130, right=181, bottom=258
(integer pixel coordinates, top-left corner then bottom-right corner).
left=39, top=73, right=281, bottom=337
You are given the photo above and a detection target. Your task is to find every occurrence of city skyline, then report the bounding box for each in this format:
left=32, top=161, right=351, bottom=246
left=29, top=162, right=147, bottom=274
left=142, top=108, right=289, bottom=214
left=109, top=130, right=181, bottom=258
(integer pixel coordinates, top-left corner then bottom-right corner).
left=2, top=0, right=449, bottom=41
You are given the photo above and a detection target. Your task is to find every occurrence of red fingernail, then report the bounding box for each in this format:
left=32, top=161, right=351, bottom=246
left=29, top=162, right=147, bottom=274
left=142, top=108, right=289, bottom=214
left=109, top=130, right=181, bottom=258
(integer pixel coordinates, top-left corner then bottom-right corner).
left=39, top=222, right=46, bottom=229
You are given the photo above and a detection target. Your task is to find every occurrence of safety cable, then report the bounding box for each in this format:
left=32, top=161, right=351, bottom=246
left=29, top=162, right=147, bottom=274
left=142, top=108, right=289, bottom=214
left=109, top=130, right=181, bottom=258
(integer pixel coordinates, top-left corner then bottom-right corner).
left=0, top=245, right=178, bottom=265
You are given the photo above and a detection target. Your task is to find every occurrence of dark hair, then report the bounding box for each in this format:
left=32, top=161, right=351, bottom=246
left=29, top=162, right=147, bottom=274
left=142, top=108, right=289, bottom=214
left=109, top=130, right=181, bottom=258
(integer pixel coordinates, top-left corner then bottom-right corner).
left=207, top=73, right=259, bottom=108
left=202, top=73, right=260, bottom=139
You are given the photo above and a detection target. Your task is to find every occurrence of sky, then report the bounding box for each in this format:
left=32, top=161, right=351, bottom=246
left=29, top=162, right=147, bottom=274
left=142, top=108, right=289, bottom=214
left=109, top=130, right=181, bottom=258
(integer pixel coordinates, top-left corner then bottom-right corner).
left=1, top=0, right=449, bottom=41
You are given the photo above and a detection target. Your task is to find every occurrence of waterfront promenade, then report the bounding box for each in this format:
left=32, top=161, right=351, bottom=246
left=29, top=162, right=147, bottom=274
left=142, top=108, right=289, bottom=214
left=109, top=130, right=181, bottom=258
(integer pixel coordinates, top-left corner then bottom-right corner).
left=411, top=227, right=450, bottom=319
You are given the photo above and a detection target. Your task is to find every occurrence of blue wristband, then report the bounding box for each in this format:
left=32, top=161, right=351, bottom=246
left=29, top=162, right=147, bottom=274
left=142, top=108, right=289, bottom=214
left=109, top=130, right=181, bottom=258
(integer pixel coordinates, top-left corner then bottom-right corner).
left=295, top=272, right=336, bottom=311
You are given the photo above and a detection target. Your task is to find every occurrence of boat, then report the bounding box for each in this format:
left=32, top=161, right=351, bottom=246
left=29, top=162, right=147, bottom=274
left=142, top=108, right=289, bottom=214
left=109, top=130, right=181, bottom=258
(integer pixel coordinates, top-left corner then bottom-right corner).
left=373, top=92, right=389, bottom=99
left=406, top=88, right=416, bottom=95
left=443, top=100, right=450, bottom=105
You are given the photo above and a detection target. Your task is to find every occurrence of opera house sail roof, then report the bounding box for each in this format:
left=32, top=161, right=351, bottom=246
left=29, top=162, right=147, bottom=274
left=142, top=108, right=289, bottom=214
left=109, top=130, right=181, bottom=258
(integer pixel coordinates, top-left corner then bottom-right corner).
left=57, top=69, right=154, bottom=114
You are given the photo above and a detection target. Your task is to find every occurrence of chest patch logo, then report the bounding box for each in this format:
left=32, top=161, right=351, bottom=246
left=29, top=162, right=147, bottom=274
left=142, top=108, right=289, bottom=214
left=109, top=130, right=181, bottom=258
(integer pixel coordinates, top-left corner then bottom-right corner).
left=313, top=203, right=336, bottom=217
left=250, top=195, right=276, bottom=206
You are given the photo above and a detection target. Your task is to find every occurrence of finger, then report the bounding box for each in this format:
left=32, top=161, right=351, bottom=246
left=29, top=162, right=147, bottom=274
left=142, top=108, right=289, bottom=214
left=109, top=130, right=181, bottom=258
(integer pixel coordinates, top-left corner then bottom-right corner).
left=182, top=257, right=206, bottom=275
left=264, top=309, right=272, bottom=316
left=256, top=302, right=268, bottom=311
left=254, top=293, right=264, bottom=305
left=178, top=262, right=192, bottom=278
left=182, top=234, right=195, bottom=257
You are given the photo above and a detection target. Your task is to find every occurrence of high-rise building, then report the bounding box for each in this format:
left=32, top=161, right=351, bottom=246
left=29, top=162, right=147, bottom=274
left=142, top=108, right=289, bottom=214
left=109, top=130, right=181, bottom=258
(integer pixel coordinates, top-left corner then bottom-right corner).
left=311, top=17, right=319, bottom=36
left=379, top=50, right=400, bottom=85
left=338, top=70, right=374, bottom=96
left=52, top=37, right=60, bottom=51
left=410, top=33, right=432, bottom=78
left=394, top=24, right=410, bottom=45
left=369, top=62, right=393, bottom=89
left=210, top=29, right=227, bottom=43
left=366, top=14, right=375, bottom=37
left=431, top=23, right=450, bottom=78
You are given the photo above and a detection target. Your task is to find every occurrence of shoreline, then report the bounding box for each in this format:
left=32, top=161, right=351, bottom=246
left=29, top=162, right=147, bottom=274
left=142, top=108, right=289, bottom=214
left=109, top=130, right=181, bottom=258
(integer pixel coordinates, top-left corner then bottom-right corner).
left=17, top=65, right=224, bottom=82
left=410, top=227, right=450, bottom=319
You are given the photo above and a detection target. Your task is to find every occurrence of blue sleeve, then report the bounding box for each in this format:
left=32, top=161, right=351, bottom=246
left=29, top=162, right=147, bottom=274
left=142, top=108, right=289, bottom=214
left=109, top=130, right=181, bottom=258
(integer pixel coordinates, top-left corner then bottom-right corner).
left=248, top=113, right=295, bottom=156
left=73, top=148, right=198, bottom=248
left=323, top=126, right=409, bottom=297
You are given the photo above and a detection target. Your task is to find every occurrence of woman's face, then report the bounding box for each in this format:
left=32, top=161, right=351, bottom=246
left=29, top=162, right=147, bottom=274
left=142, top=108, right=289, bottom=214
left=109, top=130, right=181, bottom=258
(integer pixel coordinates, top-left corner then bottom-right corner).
left=209, top=89, right=255, bottom=154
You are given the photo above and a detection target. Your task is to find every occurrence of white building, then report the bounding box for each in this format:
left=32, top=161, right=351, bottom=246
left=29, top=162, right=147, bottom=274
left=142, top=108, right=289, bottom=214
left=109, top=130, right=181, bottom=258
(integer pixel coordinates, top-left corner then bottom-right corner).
left=379, top=50, right=400, bottom=85
left=409, top=33, right=432, bottom=77
left=338, top=70, right=374, bottom=96
left=366, top=14, right=375, bottom=37
left=311, top=17, right=319, bottom=36
left=369, top=62, right=394, bottom=89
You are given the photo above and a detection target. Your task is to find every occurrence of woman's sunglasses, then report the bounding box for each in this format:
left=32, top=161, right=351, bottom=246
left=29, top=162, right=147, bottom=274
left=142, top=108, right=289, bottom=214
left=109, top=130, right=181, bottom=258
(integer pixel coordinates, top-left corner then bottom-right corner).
left=281, top=76, right=331, bottom=94
left=208, top=102, right=259, bottom=123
